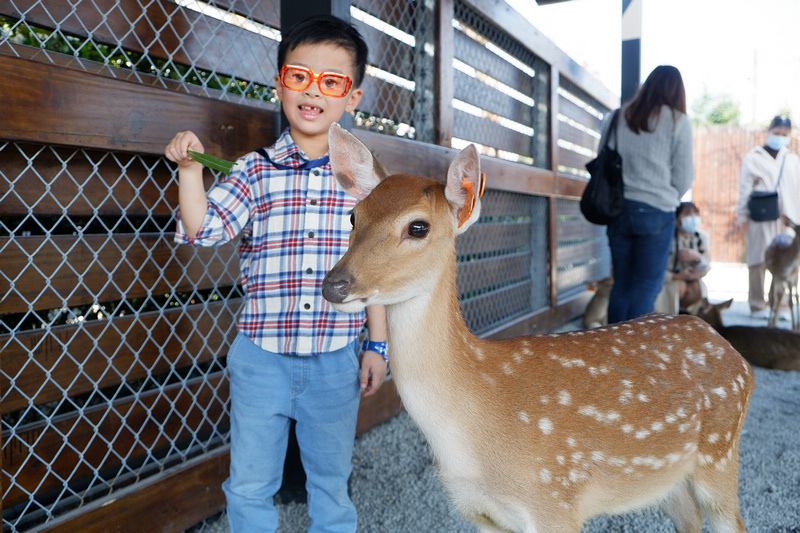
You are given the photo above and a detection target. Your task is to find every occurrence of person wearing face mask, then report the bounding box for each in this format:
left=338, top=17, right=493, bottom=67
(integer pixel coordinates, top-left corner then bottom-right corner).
left=736, top=114, right=800, bottom=318
left=655, top=202, right=710, bottom=315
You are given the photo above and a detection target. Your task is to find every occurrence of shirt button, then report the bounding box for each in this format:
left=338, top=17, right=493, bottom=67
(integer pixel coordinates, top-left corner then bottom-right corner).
left=312, top=170, right=320, bottom=177
left=303, top=303, right=311, bottom=310
left=308, top=231, right=315, bottom=238
left=310, top=199, right=317, bottom=205
left=306, top=267, right=313, bottom=274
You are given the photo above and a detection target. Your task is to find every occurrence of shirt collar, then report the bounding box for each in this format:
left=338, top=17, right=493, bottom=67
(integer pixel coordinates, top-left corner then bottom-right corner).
left=266, top=128, right=329, bottom=169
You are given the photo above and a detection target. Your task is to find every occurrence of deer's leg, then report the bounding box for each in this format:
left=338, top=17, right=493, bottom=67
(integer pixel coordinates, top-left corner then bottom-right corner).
left=691, top=464, right=746, bottom=533
left=658, top=480, right=703, bottom=533
left=768, top=278, right=783, bottom=327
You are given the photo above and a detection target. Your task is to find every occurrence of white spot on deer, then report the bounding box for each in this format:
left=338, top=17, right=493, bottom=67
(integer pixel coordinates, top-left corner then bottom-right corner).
left=608, top=457, right=627, bottom=467
left=578, top=405, right=621, bottom=424
left=518, top=412, right=530, bottom=424
left=684, top=348, right=707, bottom=366
left=540, top=395, right=551, bottom=404
left=711, top=386, right=727, bottom=399
left=651, top=422, right=664, bottom=432
left=610, top=346, right=622, bottom=356
left=703, top=394, right=711, bottom=408
left=621, top=424, right=634, bottom=434
left=656, top=351, right=671, bottom=363
left=566, top=437, right=577, bottom=448
left=637, top=393, right=650, bottom=403
left=540, top=469, right=552, bottom=484
left=539, top=418, right=554, bottom=435
left=591, top=451, right=605, bottom=462
left=666, top=453, right=683, bottom=465
left=715, top=458, right=729, bottom=471
left=558, top=390, right=571, bottom=406
left=635, top=430, right=651, bottom=439
left=665, top=414, right=678, bottom=424
left=549, top=353, right=586, bottom=368
left=569, top=469, right=588, bottom=483
left=557, top=456, right=566, bottom=465
left=481, top=373, right=496, bottom=385
left=708, top=433, right=719, bottom=444
left=502, top=362, right=514, bottom=375
left=513, top=353, right=523, bottom=364
left=551, top=490, right=560, bottom=500
left=632, top=456, right=665, bottom=469
left=676, top=408, right=688, bottom=418
left=725, top=432, right=732, bottom=442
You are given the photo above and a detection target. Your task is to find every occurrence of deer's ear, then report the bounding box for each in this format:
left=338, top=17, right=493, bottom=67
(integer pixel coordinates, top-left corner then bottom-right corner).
left=445, top=144, right=483, bottom=234
left=329, top=123, right=388, bottom=199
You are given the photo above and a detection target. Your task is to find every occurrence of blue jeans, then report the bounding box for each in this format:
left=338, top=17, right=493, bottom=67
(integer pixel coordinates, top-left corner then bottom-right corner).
left=223, top=333, right=361, bottom=533
left=606, top=199, right=675, bottom=323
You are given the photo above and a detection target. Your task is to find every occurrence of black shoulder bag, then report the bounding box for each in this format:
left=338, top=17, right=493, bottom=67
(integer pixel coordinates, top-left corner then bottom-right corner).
left=747, top=156, right=785, bottom=222
left=580, top=109, right=624, bottom=225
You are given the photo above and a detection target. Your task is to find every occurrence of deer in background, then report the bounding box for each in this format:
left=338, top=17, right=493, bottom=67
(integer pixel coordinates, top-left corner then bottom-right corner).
left=322, top=124, right=754, bottom=533
left=765, top=215, right=800, bottom=330
left=582, top=277, right=613, bottom=329
left=697, top=298, right=800, bottom=371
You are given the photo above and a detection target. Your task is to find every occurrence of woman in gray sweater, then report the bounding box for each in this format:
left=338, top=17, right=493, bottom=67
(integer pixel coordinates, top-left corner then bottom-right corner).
left=599, top=65, right=695, bottom=323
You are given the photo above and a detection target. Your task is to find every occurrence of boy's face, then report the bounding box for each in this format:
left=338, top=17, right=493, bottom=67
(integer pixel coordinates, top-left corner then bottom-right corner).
left=275, top=43, right=363, bottom=148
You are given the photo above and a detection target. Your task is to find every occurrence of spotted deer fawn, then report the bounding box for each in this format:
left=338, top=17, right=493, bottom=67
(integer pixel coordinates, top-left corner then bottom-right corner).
left=698, top=298, right=800, bottom=371
left=322, top=124, right=754, bottom=533
left=765, top=215, right=800, bottom=330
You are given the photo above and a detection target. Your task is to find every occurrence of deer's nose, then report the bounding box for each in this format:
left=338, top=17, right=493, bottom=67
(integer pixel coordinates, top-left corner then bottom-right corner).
left=322, top=272, right=352, bottom=303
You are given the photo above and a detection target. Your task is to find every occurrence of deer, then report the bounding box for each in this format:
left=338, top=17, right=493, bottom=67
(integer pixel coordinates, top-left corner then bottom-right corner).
left=697, top=298, right=800, bottom=371
left=765, top=215, right=800, bottom=330
left=322, top=124, right=754, bottom=533
left=582, top=277, right=613, bottom=329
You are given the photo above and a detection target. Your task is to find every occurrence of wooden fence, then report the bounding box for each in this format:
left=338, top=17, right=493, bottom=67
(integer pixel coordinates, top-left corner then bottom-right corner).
left=0, top=0, right=617, bottom=530
left=692, top=125, right=800, bottom=263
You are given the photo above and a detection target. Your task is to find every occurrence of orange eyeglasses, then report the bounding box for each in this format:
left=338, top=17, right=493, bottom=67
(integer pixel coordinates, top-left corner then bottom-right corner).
left=279, top=65, right=353, bottom=97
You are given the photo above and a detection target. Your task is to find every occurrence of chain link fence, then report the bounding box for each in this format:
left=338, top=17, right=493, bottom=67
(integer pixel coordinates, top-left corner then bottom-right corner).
left=1, top=0, right=613, bottom=529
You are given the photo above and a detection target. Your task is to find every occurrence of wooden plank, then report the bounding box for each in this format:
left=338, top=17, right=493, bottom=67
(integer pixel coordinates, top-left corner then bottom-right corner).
left=558, top=120, right=601, bottom=154
left=355, top=129, right=560, bottom=198
left=453, top=27, right=536, bottom=94
left=1, top=299, right=241, bottom=415
left=356, top=76, right=415, bottom=126
left=456, top=221, right=532, bottom=256
left=0, top=145, right=179, bottom=217
left=0, top=0, right=279, bottom=87
left=457, top=252, right=531, bottom=295
left=33, top=445, right=231, bottom=533
left=558, top=95, right=604, bottom=134
left=0, top=234, right=240, bottom=314
left=435, top=0, right=455, bottom=147
left=453, top=111, right=533, bottom=158
left=482, top=290, right=592, bottom=340
left=454, top=70, right=534, bottom=126
left=0, top=54, right=280, bottom=156
left=2, top=373, right=228, bottom=509
left=461, top=280, right=533, bottom=334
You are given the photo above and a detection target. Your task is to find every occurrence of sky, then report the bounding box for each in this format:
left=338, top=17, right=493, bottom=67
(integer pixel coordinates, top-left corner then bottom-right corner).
left=505, top=0, right=800, bottom=126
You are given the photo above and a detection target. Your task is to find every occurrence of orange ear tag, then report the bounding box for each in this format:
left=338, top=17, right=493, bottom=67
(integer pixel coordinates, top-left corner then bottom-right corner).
left=478, top=173, right=486, bottom=198
left=458, top=177, right=476, bottom=228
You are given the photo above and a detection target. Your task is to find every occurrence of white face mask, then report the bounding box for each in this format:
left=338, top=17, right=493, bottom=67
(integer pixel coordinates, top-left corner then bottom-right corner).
left=680, top=215, right=701, bottom=234
left=766, top=134, right=791, bottom=151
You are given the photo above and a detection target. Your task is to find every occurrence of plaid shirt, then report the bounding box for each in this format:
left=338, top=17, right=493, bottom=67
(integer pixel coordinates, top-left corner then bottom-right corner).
left=175, top=130, right=365, bottom=355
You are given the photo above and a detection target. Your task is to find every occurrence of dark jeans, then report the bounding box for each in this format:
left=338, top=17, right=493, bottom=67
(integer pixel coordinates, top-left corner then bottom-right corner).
left=606, top=199, right=676, bottom=323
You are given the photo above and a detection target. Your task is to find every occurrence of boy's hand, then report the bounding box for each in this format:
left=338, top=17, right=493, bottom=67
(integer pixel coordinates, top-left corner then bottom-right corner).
left=360, top=350, right=388, bottom=397
left=165, top=131, right=205, bottom=169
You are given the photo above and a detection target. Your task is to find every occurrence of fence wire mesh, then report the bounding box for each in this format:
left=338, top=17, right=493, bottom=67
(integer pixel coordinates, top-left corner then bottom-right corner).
left=1, top=0, right=612, bottom=530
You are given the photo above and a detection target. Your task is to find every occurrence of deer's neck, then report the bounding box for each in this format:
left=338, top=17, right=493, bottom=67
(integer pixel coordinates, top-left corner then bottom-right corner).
left=384, top=260, right=480, bottom=470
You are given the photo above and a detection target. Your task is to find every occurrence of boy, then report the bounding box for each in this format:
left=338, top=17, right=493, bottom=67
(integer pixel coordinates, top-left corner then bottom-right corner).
left=165, top=15, right=388, bottom=533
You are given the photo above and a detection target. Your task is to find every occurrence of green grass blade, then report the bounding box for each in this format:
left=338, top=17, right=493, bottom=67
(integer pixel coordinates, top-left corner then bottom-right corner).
left=187, top=150, right=236, bottom=175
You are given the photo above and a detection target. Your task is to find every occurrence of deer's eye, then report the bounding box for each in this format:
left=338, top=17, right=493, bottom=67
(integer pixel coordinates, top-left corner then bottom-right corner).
left=349, top=212, right=355, bottom=228
left=408, top=220, right=430, bottom=238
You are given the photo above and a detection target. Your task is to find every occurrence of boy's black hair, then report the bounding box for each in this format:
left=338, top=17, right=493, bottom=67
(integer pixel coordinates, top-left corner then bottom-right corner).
left=278, top=15, right=368, bottom=88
